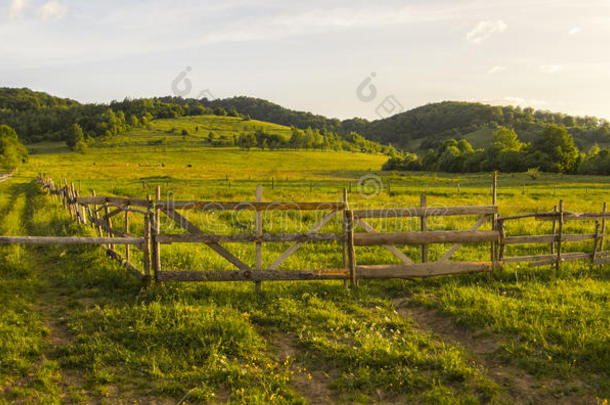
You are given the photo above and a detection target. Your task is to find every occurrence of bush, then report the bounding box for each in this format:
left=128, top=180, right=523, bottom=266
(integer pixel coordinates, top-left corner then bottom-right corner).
left=0, top=124, right=28, bottom=171
left=527, top=167, right=540, bottom=180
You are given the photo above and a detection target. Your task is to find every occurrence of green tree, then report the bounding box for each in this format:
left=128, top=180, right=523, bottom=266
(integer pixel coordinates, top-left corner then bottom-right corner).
left=0, top=125, right=28, bottom=171
left=237, top=133, right=257, bottom=150
left=66, top=123, right=85, bottom=150
left=532, top=125, right=579, bottom=173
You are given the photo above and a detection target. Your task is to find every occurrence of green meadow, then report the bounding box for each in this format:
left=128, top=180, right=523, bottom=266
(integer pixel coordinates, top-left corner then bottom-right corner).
left=1, top=116, right=610, bottom=404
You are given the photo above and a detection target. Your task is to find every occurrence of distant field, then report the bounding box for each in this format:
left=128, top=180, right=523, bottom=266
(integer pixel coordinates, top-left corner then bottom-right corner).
left=94, top=115, right=292, bottom=149
left=4, top=117, right=610, bottom=403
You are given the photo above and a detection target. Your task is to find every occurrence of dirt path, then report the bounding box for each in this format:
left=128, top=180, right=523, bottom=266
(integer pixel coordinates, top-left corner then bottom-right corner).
left=272, top=333, right=337, bottom=404
left=0, top=180, right=86, bottom=402
left=34, top=262, right=88, bottom=400
left=392, top=298, right=593, bottom=405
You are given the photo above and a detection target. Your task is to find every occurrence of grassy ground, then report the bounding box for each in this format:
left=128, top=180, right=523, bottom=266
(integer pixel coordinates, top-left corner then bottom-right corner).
left=2, top=134, right=610, bottom=403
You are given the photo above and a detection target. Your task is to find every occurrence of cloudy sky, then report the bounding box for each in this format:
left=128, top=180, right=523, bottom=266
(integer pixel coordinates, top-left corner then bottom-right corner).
left=1, top=0, right=609, bottom=120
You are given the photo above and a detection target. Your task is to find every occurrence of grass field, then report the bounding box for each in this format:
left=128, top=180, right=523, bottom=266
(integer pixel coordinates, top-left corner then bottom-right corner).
left=2, top=117, right=610, bottom=403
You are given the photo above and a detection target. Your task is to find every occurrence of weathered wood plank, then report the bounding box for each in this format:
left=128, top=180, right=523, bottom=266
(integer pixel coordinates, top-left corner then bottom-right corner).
left=529, top=252, right=592, bottom=267
left=503, top=251, right=588, bottom=263
left=105, top=248, right=144, bottom=282
left=267, top=210, right=338, bottom=270
left=355, top=261, right=493, bottom=279
left=157, top=200, right=345, bottom=211
left=347, top=210, right=356, bottom=288
left=157, top=233, right=341, bottom=244
left=77, top=196, right=151, bottom=207
left=158, top=269, right=348, bottom=282
left=504, top=233, right=599, bottom=244
left=438, top=214, right=488, bottom=262
left=353, top=205, right=496, bottom=219
left=102, top=207, right=125, bottom=221
left=87, top=217, right=132, bottom=238
left=354, top=230, right=499, bottom=246
left=420, top=195, right=428, bottom=263
left=255, top=185, right=263, bottom=293
left=158, top=261, right=493, bottom=282
left=356, top=219, right=414, bottom=264
left=0, top=236, right=144, bottom=245
left=153, top=186, right=162, bottom=281
left=161, top=208, right=251, bottom=271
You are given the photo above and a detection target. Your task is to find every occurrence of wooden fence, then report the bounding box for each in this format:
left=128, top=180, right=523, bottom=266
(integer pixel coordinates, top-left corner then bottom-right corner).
left=0, top=171, right=14, bottom=183
left=0, top=175, right=608, bottom=290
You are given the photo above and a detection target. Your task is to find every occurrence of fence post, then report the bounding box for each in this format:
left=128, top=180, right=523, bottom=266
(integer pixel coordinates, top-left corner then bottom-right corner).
left=346, top=210, right=356, bottom=289
left=342, top=188, right=349, bottom=289
left=550, top=205, right=557, bottom=254
left=143, top=195, right=152, bottom=286
left=255, top=185, right=263, bottom=293
left=72, top=185, right=80, bottom=224
left=75, top=189, right=86, bottom=225
left=124, top=208, right=130, bottom=263
left=104, top=201, right=114, bottom=252
left=66, top=184, right=74, bottom=219
left=92, top=191, right=103, bottom=238
left=153, top=186, right=161, bottom=283
left=491, top=172, right=498, bottom=267
left=70, top=183, right=79, bottom=223
left=592, top=221, right=600, bottom=265
left=420, top=194, right=428, bottom=263
left=556, top=200, right=564, bottom=275
left=62, top=179, right=67, bottom=209
left=497, top=219, right=505, bottom=261
left=600, top=202, right=608, bottom=258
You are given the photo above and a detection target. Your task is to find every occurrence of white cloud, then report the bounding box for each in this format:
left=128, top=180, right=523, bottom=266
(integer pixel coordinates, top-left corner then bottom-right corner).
left=540, top=64, right=564, bottom=73
left=568, top=26, right=583, bottom=35
left=466, top=20, right=507, bottom=44
left=6, top=0, right=28, bottom=18
left=488, top=65, right=507, bottom=74
left=36, top=1, right=67, bottom=20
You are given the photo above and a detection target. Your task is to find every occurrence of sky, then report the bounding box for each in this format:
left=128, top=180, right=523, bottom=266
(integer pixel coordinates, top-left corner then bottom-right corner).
left=1, top=0, right=609, bottom=121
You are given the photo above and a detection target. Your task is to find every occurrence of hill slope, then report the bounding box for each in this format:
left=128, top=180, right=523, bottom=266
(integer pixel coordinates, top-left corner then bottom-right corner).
left=2, top=88, right=609, bottom=153
left=357, top=101, right=610, bottom=152
left=202, top=97, right=610, bottom=152
left=0, top=88, right=79, bottom=111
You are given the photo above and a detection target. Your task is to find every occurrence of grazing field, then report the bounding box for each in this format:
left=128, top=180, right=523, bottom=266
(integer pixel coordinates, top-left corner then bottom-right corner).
left=1, top=133, right=610, bottom=403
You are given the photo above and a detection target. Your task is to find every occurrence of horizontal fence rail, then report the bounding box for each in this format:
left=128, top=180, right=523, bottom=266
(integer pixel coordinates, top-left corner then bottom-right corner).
left=353, top=205, right=497, bottom=219
left=353, top=230, right=499, bottom=246
left=0, top=236, right=144, bottom=245
left=6, top=174, right=605, bottom=291
left=0, top=171, right=14, bottom=183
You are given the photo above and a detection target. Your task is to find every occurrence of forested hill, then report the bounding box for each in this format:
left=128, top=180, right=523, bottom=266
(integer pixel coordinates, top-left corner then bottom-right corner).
left=0, top=88, right=79, bottom=110
left=198, top=96, right=344, bottom=134
left=193, top=97, right=610, bottom=153
left=356, top=101, right=610, bottom=152
left=1, top=88, right=609, bottom=153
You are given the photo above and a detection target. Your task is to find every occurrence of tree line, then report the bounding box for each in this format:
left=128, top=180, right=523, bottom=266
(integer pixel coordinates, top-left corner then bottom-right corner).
left=2, top=88, right=608, bottom=154
left=236, top=127, right=395, bottom=154
left=358, top=101, right=610, bottom=152
left=383, top=124, right=610, bottom=175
